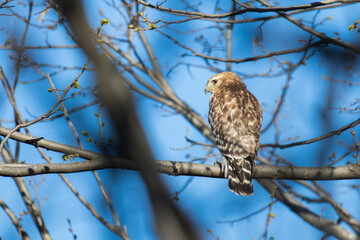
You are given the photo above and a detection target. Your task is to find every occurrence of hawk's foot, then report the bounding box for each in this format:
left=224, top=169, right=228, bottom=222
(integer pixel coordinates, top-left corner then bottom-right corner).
left=214, top=157, right=229, bottom=178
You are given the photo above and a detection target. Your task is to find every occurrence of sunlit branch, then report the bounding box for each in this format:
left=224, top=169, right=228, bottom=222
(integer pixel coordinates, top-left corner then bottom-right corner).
left=0, top=157, right=359, bottom=181
left=1, top=126, right=360, bottom=180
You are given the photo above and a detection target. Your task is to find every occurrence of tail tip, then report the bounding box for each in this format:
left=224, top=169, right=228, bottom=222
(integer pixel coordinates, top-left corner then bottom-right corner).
left=228, top=180, right=253, bottom=196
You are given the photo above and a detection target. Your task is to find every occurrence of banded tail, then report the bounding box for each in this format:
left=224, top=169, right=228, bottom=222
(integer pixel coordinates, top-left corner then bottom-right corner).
left=227, top=156, right=253, bottom=196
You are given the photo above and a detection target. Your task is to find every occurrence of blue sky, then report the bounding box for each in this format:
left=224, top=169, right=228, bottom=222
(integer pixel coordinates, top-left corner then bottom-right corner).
left=0, top=1, right=359, bottom=239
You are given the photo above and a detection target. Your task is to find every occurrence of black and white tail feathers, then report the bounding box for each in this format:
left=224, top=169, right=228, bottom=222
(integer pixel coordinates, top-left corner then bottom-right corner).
left=227, top=156, right=253, bottom=196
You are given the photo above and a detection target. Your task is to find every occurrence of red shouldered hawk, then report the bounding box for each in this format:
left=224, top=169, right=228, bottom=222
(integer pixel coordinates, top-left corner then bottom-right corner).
left=205, top=72, right=262, bottom=196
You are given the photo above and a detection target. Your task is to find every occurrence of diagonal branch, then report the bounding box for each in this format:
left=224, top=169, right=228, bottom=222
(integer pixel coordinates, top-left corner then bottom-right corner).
left=258, top=179, right=358, bottom=240
left=311, top=182, right=360, bottom=234
left=262, top=117, right=360, bottom=149
left=256, top=0, right=360, bottom=54
left=1, top=141, right=51, bottom=240
left=0, top=198, right=30, bottom=240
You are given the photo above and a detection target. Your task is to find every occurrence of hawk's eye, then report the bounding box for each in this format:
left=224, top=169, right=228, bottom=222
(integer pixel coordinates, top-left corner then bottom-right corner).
left=212, top=80, right=218, bottom=85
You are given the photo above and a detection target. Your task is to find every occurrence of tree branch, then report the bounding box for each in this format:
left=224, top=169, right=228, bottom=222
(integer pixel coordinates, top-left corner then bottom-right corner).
left=262, top=117, right=360, bottom=149
left=158, top=30, right=325, bottom=63
left=0, top=198, right=30, bottom=240
left=0, top=126, right=104, bottom=161
left=1, top=141, right=51, bottom=240
left=2, top=126, right=360, bottom=180
left=258, top=179, right=359, bottom=240
left=256, top=0, right=360, bottom=54
left=136, top=0, right=360, bottom=18
left=0, top=155, right=359, bottom=180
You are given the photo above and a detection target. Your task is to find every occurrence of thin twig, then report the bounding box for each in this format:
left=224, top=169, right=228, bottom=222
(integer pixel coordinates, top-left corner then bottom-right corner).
left=262, top=118, right=360, bottom=149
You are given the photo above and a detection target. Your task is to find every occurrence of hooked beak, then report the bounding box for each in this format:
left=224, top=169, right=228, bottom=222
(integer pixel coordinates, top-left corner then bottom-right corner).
left=204, top=86, right=211, bottom=94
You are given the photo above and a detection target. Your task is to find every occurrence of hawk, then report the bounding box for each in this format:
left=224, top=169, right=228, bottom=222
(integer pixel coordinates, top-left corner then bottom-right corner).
left=205, top=72, right=262, bottom=196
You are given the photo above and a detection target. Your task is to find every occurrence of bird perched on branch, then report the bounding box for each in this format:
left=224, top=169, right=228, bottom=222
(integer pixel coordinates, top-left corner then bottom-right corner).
left=205, top=72, right=262, bottom=196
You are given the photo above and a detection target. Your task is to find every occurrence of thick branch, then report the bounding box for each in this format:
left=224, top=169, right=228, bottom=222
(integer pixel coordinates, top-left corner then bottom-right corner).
left=2, top=126, right=360, bottom=179
left=0, top=159, right=359, bottom=180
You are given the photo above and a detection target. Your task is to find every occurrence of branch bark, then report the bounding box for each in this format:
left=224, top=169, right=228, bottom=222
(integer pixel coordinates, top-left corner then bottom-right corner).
left=1, top=126, right=360, bottom=179
left=1, top=154, right=360, bottom=181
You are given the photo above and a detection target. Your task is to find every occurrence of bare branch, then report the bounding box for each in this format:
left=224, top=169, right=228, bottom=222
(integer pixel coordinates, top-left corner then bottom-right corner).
left=1, top=142, right=51, bottom=240
left=0, top=45, right=78, bottom=50
left=1, top=127, right=360, bottom=180
left=158, top=30, right=325, bottom=63
left=13, top=177, right=52, bottom=240
left=0, top=126, right=103, bottom=160
left=257, top=0, right=360, bottom=54
left=258, top=179, right=359, bottom=240
left=0, top=198, right=30, bottom=240
left=2, top=159, right=360, bottom=180
left=261, top=71, right=292, bottom=133
left=129, top=2, right=356, bottom=27
left=262, top=118, right=360, bottom=149
left=136, top=0, right=360, bottom=18
left=311, top=182, right=360, bottom=234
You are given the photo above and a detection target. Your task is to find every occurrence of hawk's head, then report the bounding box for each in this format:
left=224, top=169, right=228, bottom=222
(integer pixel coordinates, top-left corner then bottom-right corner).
left=205, top=72, right=242, bottom=94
